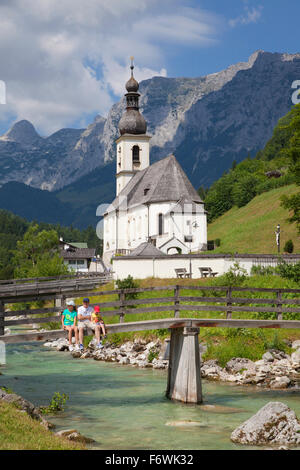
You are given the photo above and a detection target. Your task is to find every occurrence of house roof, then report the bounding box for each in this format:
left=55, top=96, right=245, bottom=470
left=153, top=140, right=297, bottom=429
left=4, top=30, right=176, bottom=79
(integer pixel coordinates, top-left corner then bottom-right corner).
left=60, top=248, right=96, bottom=260
left=69, top=242, right=88, bottom=249
left=158, top=236, right=189, bottom=250
left=106, top=154, right=203, bottom=213
left=129, top=242, right=166, bottom=257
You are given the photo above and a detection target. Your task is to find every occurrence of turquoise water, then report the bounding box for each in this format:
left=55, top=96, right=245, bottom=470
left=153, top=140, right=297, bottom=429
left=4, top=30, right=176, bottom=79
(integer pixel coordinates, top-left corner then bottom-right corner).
left=1, top=343, right=300, bottom=450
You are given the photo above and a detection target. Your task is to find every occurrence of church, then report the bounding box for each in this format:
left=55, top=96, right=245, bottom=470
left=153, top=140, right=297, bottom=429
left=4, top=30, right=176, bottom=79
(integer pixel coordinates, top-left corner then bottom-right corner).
left=103, top=62, right=207, bottom=266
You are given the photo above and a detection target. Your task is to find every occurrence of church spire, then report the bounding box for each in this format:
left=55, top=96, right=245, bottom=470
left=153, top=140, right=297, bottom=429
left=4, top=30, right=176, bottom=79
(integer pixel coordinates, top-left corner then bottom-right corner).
left=118, top=58, right=147, bottom=135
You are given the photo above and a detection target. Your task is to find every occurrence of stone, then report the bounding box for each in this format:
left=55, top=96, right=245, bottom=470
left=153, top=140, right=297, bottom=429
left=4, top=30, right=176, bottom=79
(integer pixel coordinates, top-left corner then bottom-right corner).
left=292, top=340, right=300, bottom=350
left=262, top=352, right=274, bottom=362
left=226, top=358, right=255, bottom=374
left=231, top=402, right=300, bottom=446
left=291, top=350, right=300, bottom=367
left=119, top=357, right=130, bottom=365
left=270, top=376, right=291, bottom=389
left=165, top=420, right=205, bottom=427
left=55, top=429, right=95, bottom=443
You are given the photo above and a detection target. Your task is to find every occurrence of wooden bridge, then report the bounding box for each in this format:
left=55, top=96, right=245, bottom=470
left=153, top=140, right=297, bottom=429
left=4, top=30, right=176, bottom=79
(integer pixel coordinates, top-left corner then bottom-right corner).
left=0, top=282, right=299, bottom=405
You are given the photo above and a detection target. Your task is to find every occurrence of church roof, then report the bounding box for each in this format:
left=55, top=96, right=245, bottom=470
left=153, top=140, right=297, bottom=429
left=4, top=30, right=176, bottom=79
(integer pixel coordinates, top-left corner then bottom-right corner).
left=130, top=242, right=166, bottom=257
left=106, top=154, right=203, bottom=213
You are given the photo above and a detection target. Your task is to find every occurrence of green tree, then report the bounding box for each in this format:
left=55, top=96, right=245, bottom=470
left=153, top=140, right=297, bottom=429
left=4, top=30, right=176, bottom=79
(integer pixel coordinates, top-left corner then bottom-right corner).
left=12, top=224, right=68, bottom=278
left=280, top=104, right=300, bottom=233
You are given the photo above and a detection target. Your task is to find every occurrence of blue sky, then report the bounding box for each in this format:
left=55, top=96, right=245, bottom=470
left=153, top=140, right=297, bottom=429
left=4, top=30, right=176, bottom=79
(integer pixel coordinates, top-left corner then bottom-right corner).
left=0, top=0, right=299, bottom=135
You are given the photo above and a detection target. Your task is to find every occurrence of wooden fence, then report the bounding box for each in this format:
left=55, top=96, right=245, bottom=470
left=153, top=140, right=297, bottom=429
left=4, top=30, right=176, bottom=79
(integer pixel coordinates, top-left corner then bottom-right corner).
left=1, top=284, right=300, bottom=341
left=0, top=271, right=108, bottom=286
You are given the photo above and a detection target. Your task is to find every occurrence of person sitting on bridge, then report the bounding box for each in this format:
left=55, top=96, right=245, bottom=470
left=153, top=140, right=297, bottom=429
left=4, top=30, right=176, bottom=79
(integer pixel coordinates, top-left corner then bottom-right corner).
left=61, top=300, right=80, bottom=352
left=91, top=305, right=107, bottom=338
left=78, top=298, right=103, bottom=350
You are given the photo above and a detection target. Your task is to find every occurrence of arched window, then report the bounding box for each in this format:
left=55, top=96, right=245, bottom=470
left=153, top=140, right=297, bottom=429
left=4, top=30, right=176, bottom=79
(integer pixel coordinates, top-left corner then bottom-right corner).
left=132, top=145, right=140, bottom=163
left=158, top=213, right=164, bottom=235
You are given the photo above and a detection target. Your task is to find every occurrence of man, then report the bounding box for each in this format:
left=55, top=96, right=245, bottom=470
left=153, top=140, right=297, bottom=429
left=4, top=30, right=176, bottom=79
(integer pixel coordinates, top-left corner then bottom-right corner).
left=77, top=298, right=103, bottom=350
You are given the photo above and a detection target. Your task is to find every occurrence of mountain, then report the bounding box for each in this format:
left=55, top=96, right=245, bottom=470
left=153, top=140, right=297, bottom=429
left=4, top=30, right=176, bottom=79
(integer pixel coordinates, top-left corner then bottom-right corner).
left=1, top=50, right=300, bottom=226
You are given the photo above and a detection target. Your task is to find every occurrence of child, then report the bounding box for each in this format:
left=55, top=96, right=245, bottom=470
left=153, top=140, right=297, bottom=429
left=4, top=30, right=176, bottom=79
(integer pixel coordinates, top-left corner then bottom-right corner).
left=61, top=300, right=80, bottom=351
left=91, top=305, right=107, bottom=339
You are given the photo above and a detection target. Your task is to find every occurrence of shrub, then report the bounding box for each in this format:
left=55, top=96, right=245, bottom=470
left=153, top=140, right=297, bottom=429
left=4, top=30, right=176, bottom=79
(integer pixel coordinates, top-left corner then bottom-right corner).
left=251, top=265, right=277, bottom=276
left=284, top=239, right=294, bottom=253
left=116, top=275, right=140, bottom=303
left=222, top=262, right=248, bottom=286
left=215, top=238, right=221, bottom=247
left=40, top=392, right=69, bottom=414
left=276, top=261, right=300, bottom=283
left=148, top=348, right=159, bottom=363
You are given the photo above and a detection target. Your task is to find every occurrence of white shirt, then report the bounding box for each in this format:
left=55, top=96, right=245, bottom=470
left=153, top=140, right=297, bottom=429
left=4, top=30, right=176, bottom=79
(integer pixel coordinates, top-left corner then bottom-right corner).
left=78, top=305, right=93, bottom=319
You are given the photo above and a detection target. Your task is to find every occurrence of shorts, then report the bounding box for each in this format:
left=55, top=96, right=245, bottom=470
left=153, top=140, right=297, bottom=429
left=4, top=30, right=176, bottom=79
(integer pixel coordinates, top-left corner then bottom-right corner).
left=78, top=320, right=98, bottom=330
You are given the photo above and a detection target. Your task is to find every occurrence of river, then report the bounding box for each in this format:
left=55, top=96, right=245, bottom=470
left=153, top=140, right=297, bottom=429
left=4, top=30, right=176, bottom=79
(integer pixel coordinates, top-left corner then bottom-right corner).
left=1, top=342, right=300, bottom=450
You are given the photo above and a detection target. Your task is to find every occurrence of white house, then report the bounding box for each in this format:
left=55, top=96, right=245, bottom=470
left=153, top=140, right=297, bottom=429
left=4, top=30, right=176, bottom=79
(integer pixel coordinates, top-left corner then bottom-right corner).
left=59, top=240, right=96, bottom=273
left=103, top=62, right=207, bottom=266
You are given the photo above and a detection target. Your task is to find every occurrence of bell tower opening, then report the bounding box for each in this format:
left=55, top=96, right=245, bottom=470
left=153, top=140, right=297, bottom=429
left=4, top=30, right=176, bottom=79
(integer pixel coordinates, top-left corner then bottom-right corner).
left=132, top=145, right=140, bottom=163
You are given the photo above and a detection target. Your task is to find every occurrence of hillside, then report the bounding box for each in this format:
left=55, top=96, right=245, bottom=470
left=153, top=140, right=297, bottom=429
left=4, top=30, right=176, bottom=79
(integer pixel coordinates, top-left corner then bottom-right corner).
left=207, top=185, right=300, bottom=254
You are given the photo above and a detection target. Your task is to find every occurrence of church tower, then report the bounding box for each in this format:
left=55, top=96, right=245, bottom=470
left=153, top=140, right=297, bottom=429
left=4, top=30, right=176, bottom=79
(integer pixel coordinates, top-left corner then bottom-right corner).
left=116, top=58, right=151, bottom=196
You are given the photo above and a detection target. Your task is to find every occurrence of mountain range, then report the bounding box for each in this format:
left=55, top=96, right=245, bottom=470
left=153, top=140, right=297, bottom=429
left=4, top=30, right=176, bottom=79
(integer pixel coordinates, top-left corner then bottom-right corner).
left=0, top=50, right=300, bottom=228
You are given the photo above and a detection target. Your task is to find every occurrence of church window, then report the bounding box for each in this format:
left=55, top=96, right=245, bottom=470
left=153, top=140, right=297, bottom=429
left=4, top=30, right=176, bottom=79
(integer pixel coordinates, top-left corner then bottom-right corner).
left=132, top=145, right=140, bottom=163
left=158, top=213, right=164, bottom=235
left=144, top=188, right=149, bottom=195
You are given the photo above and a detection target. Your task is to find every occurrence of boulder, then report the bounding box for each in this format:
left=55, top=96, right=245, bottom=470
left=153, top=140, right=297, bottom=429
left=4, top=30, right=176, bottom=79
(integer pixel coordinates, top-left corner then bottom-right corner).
left=262, top=352, right=274, bottom=362
left=226, top=358, right=255, bottom=374
left=292, top=340, right=300, bottom=350
left=291, top=350, right=300, bottom=366
left=55, top=429, right=95, bottom=443
left=270, top=376, right=291, bottom=389
left=231, top=402, right=300, bottom=446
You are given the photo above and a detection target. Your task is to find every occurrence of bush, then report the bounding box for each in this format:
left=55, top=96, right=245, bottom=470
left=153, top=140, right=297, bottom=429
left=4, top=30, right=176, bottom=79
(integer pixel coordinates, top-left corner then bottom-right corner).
left=220, top=262, right=248, bottom=286
left=277, top=261, right=300, bottom=283
left=284, top=239, right=294, bottom=253
left=40, top=392, right=69, bottom=414
left=115, top=275, right=140, bottom=302
left=251, top=265, right=277, bottom=276
left=215, top=238, right=221, bottom=247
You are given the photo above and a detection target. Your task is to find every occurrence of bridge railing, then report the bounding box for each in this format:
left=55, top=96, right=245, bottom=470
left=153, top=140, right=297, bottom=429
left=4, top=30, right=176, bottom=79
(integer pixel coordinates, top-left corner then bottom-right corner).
left=1, top=285, right=300, bottom=341
left=0, top=271, right=109, bottom=286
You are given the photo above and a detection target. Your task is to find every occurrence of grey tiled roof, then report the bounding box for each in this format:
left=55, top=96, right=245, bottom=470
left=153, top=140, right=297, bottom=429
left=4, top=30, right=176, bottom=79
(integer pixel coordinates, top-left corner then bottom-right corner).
left=60, top=248, right=96, bottom=260
left=106, top=154, right=203, bottom=212
left=130, top=242, right=166, bottom=257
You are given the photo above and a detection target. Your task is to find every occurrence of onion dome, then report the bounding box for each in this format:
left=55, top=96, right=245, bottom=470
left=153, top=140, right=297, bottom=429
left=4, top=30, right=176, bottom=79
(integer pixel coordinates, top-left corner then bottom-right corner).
left=118, top=58, right=147, bottom=135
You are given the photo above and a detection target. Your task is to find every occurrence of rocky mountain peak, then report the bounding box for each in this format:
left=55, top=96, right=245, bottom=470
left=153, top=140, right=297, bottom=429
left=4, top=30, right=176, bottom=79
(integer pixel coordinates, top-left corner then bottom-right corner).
left=0, top=119, right=42, bottom=145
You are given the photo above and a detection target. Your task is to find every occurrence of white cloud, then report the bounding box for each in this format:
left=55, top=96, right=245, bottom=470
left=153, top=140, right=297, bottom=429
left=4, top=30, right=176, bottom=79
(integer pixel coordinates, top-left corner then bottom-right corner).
left=0, top=0, right=221, bottom=134
left=229, top=5, right=263, bottom=28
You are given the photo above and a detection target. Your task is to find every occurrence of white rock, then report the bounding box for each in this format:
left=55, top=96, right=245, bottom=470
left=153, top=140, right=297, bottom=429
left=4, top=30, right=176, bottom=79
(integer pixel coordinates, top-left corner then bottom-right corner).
left=231, top=402, right=300, bottom=446
left=262, top=352, right=274, bottom=362
left=291, top=350, right=300, bottom=366
left=292, top=340, right=300, bottom=350
left=270, top=376, right=291, bottom=389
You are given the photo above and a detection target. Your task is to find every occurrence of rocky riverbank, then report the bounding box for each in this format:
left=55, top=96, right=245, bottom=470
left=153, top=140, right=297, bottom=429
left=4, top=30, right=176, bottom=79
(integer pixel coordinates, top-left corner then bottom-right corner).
left=0, top=387, right=94, bottom=446
left=43, top=337, right=300, bottom=390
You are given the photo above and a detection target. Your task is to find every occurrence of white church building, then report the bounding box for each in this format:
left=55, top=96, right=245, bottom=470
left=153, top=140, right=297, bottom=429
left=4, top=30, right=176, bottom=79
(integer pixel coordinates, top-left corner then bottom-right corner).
left=103, top=62, right=207, bottom=266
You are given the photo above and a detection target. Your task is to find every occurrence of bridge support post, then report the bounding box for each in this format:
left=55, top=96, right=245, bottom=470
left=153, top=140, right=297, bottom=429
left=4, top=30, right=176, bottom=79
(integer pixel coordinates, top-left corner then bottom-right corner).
left=166, top=327, right=202, bottom=404
left=0, top=301, right=4, bottom=336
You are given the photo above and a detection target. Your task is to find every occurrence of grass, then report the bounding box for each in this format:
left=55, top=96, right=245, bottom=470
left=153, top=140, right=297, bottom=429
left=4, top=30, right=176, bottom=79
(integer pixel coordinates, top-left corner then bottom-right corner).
left=0, top=401, right=85, bottom=450
left=207, top=184, right=300, bottom=254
